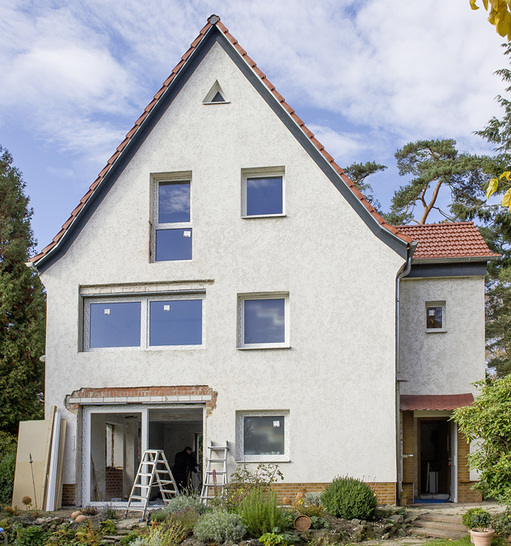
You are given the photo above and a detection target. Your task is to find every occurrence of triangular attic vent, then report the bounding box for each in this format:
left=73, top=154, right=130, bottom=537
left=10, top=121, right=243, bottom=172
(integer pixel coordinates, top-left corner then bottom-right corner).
left=203, top=81, right=229, bottom=104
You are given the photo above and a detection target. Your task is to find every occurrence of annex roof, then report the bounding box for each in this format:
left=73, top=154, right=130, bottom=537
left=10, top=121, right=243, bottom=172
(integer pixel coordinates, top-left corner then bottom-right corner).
left=30, top=14, right=413, bottom=272
left=400, top=393, right=474, bottom=411
left=398, top=222, right=499, bottom=262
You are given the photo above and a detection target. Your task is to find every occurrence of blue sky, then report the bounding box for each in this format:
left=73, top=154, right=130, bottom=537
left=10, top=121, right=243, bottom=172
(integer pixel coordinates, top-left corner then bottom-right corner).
left=0, top=0, right=507, bottom=252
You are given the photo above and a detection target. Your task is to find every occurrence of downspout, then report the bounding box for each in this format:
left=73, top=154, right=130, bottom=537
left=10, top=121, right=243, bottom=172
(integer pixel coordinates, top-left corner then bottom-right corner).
left=395, top=242, right=415, bottom=504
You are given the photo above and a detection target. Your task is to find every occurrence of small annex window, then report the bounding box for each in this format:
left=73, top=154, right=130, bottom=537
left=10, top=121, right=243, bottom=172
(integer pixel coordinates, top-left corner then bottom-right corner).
left=426, top=301, right=446, bottom=332
left=236, top=411, right=289, bottom=462
left=203, top=80, right=229, bottom=104
left=152, top=172, right=192, bottom=262
left=83, top=294, right=203, bottom=351
left=241, top=167, right=285, bottom=218
left=238, top=293, right=289, bottom=349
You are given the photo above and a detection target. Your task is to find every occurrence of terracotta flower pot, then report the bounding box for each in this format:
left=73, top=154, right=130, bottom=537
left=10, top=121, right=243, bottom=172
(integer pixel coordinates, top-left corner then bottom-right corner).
left=470, top=528, right=495, bottom=546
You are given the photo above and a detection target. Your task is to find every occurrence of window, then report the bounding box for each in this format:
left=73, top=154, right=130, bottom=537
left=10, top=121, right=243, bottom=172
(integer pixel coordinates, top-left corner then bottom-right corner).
left=426, top=301, right=446, bottom=332
left=236, top=411, right=289, bottom=462
left=84, top=295, right=203, bottom=350
left=238, top=294, right=289, bottom=349
left=241, top=168, right=285, bottom=217
left=153, top=174, right=192, bottom=261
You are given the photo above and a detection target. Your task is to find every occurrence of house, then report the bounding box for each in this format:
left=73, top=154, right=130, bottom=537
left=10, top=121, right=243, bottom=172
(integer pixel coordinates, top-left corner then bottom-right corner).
left=29, top=15, right=498, bottom=507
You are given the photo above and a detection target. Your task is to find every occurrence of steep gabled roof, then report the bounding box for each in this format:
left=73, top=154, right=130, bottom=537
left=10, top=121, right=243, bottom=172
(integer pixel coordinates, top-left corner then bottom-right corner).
left=398, top=222, right=499, bottom=262
left=30, top=14, right=413, bottom=272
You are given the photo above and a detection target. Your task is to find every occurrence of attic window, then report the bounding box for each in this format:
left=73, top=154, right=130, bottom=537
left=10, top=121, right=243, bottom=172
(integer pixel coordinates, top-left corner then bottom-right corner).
left=203, top=81, right=229, bottom=104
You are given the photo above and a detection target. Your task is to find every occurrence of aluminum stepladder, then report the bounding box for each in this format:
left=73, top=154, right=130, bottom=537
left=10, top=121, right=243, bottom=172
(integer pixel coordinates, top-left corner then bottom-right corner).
left=200, top=441, right=229, bottom=503
left=124, top=449, right=179, bottom=520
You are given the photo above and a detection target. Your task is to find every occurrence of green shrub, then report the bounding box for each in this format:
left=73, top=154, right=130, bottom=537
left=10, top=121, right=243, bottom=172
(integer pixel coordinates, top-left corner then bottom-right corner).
left=168, top=507, right=200, bottom=534
left=238, top=488, right=291, bottom=537
left=151, top=519, right=188, bottom=545
left=462, top=508, right=492, bottom=530
left=321, top=476, right=377, bottom=520
left=149, top=509, right=166, bottom=523
left=0, top=451, right=16, bottom=505
left=162, top=494, right=208, bottom=516
left=492, top=507, right=511, bottom=536
left=13, top=525, right=49, bottom=546
left=193, top=510, right=246, bottom=542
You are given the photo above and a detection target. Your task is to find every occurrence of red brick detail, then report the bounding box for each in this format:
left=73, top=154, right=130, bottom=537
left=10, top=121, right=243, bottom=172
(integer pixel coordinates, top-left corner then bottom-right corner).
left=105, top=467, right=123, bottom=500
left=62, top=484, right=76, bottom=506
left=66, top=385, right=218, bottom=415
left=457, top=430, right=482, bottom=503
left=401, top=410, right=415, bottom=501
left=271, top=482, right=396, bottom=505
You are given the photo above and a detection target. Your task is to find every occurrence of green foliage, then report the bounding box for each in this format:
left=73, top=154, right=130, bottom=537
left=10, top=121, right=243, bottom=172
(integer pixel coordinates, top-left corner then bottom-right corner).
left=214, top=463, right=284, bottom=511
left=74, top=520, right=104, bottom=545
left=120, top=529, right=146, bottom=545
left=238, top=488, right=291, bottom=537
left=151, top=518, right=188, bottom=545
left=386, top=139, right=490, bottom=225
left=491, top=507, right=511, bottom=536
left=161, top=494, right=208, bottom=516
left=462, top=508, right=492, bottom=530
left=98, top=503, right=117, bottom=520
left=193, top=510, right=246, bottom=542
left=259, top=531, right=293, bottom=546
left=321, top=476, right=377, bottom=520
left=46, top=523, right=79, bottom=545
left=13, top=525, right=49, bottom=546
left=0, top=432, right=17, bottom=503
left=100, top=519, right=117, bottom=534
left=343, top=161, right=387, bottom=211
left=453, top=376, right=511, bottom=502
left=0, top=146, right=46, bottom=434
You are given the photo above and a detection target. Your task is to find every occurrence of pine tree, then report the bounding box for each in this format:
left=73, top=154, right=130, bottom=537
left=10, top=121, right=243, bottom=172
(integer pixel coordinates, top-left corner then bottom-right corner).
left=0, top=146, right=45, bottom=434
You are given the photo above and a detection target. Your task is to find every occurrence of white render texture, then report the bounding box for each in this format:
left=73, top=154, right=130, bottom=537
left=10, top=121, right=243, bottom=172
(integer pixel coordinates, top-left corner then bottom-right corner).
left=399, top=276, right=486, bottom=395
left=42, top=42, right=409, bottom=492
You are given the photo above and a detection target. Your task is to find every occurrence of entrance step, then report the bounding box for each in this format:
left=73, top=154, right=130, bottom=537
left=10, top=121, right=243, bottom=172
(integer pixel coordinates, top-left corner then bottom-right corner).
left=412, top=513, right=467, bottom=539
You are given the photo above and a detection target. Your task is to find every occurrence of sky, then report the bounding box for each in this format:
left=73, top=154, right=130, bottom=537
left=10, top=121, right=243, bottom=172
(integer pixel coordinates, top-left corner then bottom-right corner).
left=0, top=0, right=508, bottom=252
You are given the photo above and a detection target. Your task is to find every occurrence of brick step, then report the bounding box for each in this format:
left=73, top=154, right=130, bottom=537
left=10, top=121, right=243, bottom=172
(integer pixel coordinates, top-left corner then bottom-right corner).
left=412, top=524, right=468, bottom=540
left=414, top=519, right=467, bottom=533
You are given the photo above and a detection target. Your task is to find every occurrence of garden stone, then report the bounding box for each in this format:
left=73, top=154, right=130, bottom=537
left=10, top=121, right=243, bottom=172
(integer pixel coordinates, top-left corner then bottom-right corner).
left=388, top=514, right=404, bottom=524
left=384, top=522, right=394, bottom=531
left=351, top=518, right=361, bottom=524
left=397, top=527, right=407, bottom=537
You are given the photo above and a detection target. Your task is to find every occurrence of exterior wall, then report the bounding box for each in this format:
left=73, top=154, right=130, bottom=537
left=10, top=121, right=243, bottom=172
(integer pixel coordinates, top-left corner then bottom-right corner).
left=457, top=430, right=482, bottom=503
left=40, top=42, right=406, bottom=500
left=399, top=276, right=486, bottom=395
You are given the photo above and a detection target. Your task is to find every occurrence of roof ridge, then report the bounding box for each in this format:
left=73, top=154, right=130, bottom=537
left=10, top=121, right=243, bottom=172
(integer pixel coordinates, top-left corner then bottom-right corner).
left=31, top=15, right=412, bottom=264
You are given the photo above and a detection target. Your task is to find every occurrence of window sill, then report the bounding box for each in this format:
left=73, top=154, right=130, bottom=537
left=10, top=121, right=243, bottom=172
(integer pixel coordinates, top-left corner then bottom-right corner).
left=238, top=345, right=291, bottom=350
left=235, top=457, right=290, bottom=463
left=425, top=329, right=447, bottom=334
left=241, top=213, right=286, bottom=219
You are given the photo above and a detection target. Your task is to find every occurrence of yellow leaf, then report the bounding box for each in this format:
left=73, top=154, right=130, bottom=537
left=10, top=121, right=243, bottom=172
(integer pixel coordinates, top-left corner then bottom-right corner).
left=484, top=0, right=489, bottom=7
left=502, top=188, right=511, bottom=207
left=487, top=178, right=499, bottom=199
left=499, top=171, right=511, bottom=179
left=471, top=0, right=480, bottom=9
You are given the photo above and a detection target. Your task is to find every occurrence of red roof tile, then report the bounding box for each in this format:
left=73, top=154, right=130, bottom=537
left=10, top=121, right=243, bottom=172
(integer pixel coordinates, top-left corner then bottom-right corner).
left=400, top=393, right=473, bottom=411
left=30, top=15, right=412, bottom=265
left=398, top=222, right=499, bottom=261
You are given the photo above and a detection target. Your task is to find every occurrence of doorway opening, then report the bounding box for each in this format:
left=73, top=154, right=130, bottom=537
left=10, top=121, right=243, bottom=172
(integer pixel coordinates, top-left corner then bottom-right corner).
left=417, top=418, right=455, bottom=502
left=84, top=405, right=203, bottom=505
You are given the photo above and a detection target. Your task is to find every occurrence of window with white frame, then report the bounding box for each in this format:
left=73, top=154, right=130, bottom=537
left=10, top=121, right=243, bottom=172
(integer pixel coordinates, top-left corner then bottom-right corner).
left=236, top=411, right=289, bottom=462
left=153, top=173, right=192, bottom=261
left=238, top=294, right=289, bottom=349
left=241, top=167, right=285, bottom=217
left=83, top=295, right=203, bottom=350
left=426, top=301, right=446, bottom=332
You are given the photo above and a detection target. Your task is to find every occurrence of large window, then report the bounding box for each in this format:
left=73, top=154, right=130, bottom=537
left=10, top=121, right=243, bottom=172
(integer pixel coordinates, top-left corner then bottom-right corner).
left=241, top=168, right=285, bottom=217
left=153, top=175, right=192, bottom=261
left=236, top=411, right=289, bottom=462
left=426, top=301, right=446, bottom=332
left=238, top=294, right=289, bottom=349
left=84, top=295, right=203, bottom=350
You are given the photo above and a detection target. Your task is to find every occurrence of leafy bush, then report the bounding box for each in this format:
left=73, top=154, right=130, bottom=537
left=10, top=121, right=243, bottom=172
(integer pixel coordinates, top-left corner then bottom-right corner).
left=492, top=507, right=511, bottom=536
left=150, top=510, right=166, bottom=523
left=193, top=510, right=246, bottom=542
left=259, top=531, right=294, bottom=546
left=321, top=476, right=377, bottom=520
left=151, top=519, right=188, bottom=545
left=304, top=492, right=322, bottom=506
left=238, top=488, right=291, bottom=537
left=168, top=507, right=200, bottom=534
left=162, top=494, right=208, bottom=516
left=462, top=508, right=492, bottom=530
left=13, top=525, right=49, bottom=546
left=0, top=451, right=16, bottom=505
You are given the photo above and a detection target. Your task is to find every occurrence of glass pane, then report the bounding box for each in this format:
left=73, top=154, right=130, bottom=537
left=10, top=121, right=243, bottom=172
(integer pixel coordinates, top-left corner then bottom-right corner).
left=150, top=300, right=202, bottom=346
left=159, top=182, right=190, bottom=223
left=244, top=416, right=285, bottom=455
left=246, top=177, right=283, bottom=216
left=156, top=229, right=192, bottom=261
left=244, top=298, right=285, bottom=344
left=90, top=302, right=141, bottom=348
left=427, top=306, right=443, bottom=329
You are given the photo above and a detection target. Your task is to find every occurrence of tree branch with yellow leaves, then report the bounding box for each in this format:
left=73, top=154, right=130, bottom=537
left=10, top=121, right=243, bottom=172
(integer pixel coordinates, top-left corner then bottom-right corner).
left=471, top=0, right=511, bottom=40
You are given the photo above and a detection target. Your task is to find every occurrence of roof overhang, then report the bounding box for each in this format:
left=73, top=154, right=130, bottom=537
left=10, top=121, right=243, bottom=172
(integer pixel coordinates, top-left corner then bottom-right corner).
left=400, top=393, right=474, bottom=411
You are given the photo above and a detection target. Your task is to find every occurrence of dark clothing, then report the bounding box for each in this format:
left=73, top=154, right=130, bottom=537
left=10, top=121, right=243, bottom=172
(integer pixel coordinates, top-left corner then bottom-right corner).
left=173, top=449, right=197, bottom=491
